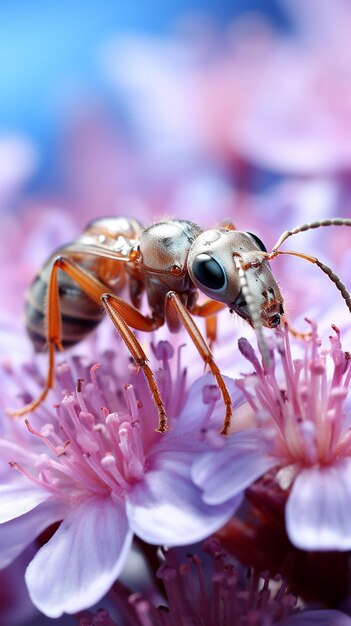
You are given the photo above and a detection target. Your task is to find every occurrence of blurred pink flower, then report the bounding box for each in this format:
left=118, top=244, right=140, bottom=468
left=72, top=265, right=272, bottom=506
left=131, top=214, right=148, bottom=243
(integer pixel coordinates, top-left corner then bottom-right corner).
left=101, top=16, right=277, bottom=169
left=236, top=0, right=351, bottom=174
left=193, top=321, right=351, bottom=551
left=0, top=342, right=243, bottom=618
left=102, top=4, right=351, bottom=176
left=0, top=134, right=39, bottom=209
left=58, top=101, right=148, bottom=223
left=77, top=538, right=351, bottom=626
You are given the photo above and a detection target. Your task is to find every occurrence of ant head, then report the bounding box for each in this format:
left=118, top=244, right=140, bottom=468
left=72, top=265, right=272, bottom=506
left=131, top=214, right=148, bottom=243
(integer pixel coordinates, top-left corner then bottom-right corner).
left=187, top=228, right=284, bottom=329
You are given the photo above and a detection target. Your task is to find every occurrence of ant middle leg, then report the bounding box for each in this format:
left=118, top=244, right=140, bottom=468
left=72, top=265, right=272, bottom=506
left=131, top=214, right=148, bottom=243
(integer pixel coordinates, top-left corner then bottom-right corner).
left=191, top=300, right=226, bottom=347
left=165, top=292, right=232, bottom=435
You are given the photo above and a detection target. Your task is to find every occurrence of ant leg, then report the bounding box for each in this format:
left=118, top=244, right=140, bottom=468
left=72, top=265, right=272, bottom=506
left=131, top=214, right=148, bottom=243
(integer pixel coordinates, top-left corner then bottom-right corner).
left=9, top=256, right=166, bottom=432
left=165, top=292, right=232, bottom=435
left=220, top=220, right=237, bottom=231
left=8, top=256, right=66, bottom=417
left=272, top=218, right=351, bottom=252
left=284, top=319, right=312, bottom=341
left=100, top=294, right=167, bottom=433
left=191, top=300, right=226, bottom=347
left=205, top=316, right=217, bottom=348
left=8, top=343, right=57, bottom=417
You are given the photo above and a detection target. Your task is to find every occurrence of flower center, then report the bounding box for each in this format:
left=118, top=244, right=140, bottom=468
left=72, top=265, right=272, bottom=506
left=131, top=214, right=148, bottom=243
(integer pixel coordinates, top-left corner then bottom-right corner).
left=10, top=376, right=148, bottom=503
left=238, top=322, right=351, bottom=468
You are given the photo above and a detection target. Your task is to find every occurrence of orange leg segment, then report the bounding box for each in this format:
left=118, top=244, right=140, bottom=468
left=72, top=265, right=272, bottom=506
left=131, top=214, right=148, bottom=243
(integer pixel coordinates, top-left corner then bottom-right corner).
left=100, top=294, right=167, bottom=433
left=166, top=292, right=232, bottom=435
left=205, top=316, right=217, bottom=348
left=9, top=255, right=168, bottom=432
left=191, top=300, right=226, bottom=347
left=284, top=319, right=312, bottom=341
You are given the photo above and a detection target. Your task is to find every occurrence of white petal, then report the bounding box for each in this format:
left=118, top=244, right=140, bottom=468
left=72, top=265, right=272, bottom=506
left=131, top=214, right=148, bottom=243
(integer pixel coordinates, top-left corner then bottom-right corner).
left=286, top=459, right=351, bottom=550
left=25, top=495, right=133, bottom=618
left=126, top=451, right=241, bottom=545
left=192, top=429, right=276, bottom=504
left=0, top=499, right=66, bottom=568
left=0, top=480, right=50, bottom=523
left=280, top=610, right=351, bottom=626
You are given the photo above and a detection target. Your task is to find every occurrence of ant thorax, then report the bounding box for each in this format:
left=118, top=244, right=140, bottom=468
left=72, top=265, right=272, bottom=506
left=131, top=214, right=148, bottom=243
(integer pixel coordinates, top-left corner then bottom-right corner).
left=137, top=220, right=202, bottom=318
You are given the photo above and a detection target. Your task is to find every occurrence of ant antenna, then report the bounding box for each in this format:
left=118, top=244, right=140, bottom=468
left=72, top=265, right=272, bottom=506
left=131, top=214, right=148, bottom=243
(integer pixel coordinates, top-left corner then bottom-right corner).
left=269, top=249, right=351, bottom=315
left=272, top=218, right=351, bottom=252
left=268, top=218, right=351, bottom=315
left=233, top=255, right=271, bottom=369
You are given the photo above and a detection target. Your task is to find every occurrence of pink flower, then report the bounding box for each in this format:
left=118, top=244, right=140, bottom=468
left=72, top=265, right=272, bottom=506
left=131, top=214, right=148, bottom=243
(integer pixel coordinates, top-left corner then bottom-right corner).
left=101, top=18, right=278, bottom=168
left=193, top=321, right=351, bottom=551
left=102, top=5, right=351, bottom=176
left=0, top=134, right=38, bottom=207
left=77, top=538, right=351, bottom=626
left=235, top=0, right=351, bottom=175
left=0, top=342, right=242, bottom=618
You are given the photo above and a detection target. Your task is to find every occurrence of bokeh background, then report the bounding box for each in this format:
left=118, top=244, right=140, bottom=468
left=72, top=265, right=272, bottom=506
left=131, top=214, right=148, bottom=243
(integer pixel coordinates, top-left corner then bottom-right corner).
left=2, top=1, right=351, bottom=624
left=0, top=0, right=289, bottom=193
left=2, top=0, right=351, bottom=328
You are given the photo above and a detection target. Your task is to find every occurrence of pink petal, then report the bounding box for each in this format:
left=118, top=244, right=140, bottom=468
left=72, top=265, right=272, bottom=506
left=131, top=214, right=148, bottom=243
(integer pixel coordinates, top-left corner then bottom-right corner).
left=192, top=429, right=276, bottom=505
left=0, top=499, right=66, bottom=568
left=25, top=495, right=133, bottom=618
left=286, top=459, right=351, bottom=550
left=280, top=610, right=351, bottom=626
left=0, top=480, right=50, bottom=523
left=126, top=451, right=240, bottom=545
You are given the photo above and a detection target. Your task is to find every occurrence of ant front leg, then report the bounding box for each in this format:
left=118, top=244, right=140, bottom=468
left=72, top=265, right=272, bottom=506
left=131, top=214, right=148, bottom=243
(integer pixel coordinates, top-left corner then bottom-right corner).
left=100, top=294, right=168, bottom=433
left=165, top=292, right=232, bottom=435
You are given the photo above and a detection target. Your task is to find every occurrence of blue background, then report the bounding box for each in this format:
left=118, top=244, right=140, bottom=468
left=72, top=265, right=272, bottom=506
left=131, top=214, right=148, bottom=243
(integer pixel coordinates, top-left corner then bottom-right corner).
left=0, top=1, right=289, bottom=143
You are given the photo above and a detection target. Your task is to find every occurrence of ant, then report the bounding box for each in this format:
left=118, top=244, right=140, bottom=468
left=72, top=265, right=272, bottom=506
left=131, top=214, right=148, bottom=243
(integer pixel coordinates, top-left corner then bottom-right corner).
left=12, top=216, right=351, bottom=434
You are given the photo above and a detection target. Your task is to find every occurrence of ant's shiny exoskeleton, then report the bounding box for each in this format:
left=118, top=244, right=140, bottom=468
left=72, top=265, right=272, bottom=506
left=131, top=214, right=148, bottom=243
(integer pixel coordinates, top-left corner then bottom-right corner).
left=11, top=217, right=351, bottom=434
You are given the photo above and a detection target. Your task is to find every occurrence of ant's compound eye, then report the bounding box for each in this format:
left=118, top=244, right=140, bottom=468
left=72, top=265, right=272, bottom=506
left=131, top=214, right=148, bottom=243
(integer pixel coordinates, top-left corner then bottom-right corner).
left=246, top=232, right=267, bottom=253
left=192, top=254, right=226, bottom=290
